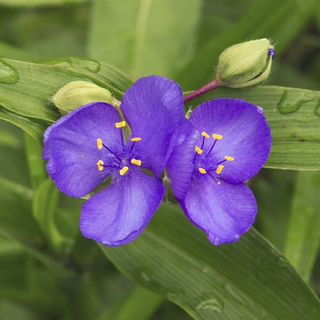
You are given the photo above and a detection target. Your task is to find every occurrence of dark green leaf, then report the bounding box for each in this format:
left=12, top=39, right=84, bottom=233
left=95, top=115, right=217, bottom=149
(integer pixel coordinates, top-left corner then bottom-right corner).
left=100, top=204, right=320, bottom=320
left=284, top=171, right=320, bottom=282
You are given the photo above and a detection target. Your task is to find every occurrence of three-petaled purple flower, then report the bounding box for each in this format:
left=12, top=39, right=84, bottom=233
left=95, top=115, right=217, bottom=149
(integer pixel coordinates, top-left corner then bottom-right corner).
left=167, top=98, right=272, bottom=245
left=43, top=76, right=184, bottom=246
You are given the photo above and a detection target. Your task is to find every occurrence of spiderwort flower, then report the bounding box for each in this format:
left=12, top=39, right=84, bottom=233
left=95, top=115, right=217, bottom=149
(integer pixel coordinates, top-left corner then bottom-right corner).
left=167, top=98, right=272, bottom=245
left=43, top=76, right=184, bottom=246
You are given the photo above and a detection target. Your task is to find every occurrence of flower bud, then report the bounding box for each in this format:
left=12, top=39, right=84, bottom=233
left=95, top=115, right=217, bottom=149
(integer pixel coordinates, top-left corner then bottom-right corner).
left=52, top=81, right=115, bottom=115
left=216, top=38, right=275, bottom=88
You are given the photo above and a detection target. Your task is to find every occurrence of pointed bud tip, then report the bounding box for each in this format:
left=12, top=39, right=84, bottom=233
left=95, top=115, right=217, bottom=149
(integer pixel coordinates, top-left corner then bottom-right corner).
left=216, top=38, right=275, bottom=88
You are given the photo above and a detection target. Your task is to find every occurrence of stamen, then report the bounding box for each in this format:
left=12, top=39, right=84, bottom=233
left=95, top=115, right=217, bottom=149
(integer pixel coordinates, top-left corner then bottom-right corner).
left=225, top=156, right=234, bottom=161
left=131, top=159, right=141, bottom=166
left=115, top=121, right=126, bottom=128
left=207, top=171, right=220, bottom=185
left=97, top=138, right=103, bottom=149
left=199, top=168, right=206, bottom=174
left=195, top=146, right=203, bottom=154
left=202, top=131, right=210, bottom=139
left=131, top=137, right=142, bottom=142
left=119, top=166, right=129, bottom=176
left=213, top=134, right=223, bottom=140
left=216, top=165, right=224, bottom=174
left=97, top=160, right=104, bottom=171
left=130, top=137, right=142, bottom=153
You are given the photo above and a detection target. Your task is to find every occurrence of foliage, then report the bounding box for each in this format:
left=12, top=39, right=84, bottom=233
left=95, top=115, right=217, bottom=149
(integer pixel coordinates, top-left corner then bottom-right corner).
left=0, top=0, right=320, bottom=319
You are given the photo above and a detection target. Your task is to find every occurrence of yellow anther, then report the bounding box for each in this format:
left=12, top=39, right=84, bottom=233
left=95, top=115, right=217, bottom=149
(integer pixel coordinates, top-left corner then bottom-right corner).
left=218, top=181, right=221, bottom=185
left=97, top=138, right=103, bottom=149
left=213, top=134, right=223, bottom=140
left=195, top=146, right=203, bottom=154
left=119, top=166, right=129, bottom=176
left=115, top=121, right=126, bottom=128
left=131, top=159, right=141, bottom=166
left=199, top=168, right=206, bottom=174
left=131, top=137, right=142, bottom=142
left=216, top=165, right=224, bottom=174
left=97, top=160, right=104, bottom=171
left=202, top=131, right=210, bottom=139
left=225, top=156, right=234, bottom=161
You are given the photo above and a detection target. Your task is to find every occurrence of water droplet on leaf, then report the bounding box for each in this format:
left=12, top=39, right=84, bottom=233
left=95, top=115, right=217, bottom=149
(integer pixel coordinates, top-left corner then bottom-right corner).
left=0, top=59, right=19, bottom=84
left=277, top=90, right=312, bottom=114
left=196, top=294, right=224, bottom=312
left=314, top=99, right=320, bottom=118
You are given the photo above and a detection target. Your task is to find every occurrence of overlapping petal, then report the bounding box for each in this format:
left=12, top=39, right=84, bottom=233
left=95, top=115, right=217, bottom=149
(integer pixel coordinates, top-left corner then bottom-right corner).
left=43, top=102, right=123, bottom=197
left=189, top=98, right=271, bottom=183
left=80, top=171, right=165, bottom=246
left=181, top=177, right=257, bottom=245
left=167, top=119, right=200, bottom=201
left=121, top=76, right=184, bottom=177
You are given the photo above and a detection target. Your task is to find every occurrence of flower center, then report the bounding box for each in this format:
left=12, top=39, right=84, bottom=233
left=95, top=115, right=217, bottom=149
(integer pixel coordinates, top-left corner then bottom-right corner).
left=193, top=131, right=234, bottom=185
left=95, top=121, right=142, bottom=177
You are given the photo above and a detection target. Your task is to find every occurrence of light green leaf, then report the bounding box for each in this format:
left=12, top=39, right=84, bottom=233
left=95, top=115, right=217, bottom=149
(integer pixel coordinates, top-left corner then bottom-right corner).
left=176, top=0, right=318, bottom=89
left=24, top=132, right=47, bottom=190
left=98, top=286, right=163, bottom=320
left=284, top=171, right=320, bottom=282
left=186, top=85, right=320, bottom=170
left=32, top=178, right=64, bottom=253
left=88, top=0, right=201, bottom=79
left=0, top=58, right=132, bottom=123
left=101, top=204, right=320, bottom=320
left=0, top=58, right=133, bottom=140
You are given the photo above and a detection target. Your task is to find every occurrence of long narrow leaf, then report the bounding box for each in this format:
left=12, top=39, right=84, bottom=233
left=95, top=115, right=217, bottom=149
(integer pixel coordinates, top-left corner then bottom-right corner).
left=101, top=204, right=320, bottom=320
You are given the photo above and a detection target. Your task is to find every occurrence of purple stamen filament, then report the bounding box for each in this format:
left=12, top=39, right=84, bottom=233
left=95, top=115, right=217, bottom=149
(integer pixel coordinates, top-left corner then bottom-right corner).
left=193, top=132, right=232, bottom=185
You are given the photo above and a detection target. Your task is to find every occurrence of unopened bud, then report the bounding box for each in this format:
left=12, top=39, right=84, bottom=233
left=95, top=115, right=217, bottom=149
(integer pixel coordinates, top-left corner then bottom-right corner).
left=52, top=81, right=115, bottom=115
left=216, top=38, right=275, bottom=88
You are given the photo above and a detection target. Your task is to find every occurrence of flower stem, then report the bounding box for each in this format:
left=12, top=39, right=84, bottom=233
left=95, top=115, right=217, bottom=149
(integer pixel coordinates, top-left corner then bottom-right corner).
left=183, top=78, right=221, bottom=103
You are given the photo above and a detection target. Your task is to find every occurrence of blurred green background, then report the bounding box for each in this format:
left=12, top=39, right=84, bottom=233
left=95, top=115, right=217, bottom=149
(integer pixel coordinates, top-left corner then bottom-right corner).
left=0, top=0, right=320, bottom=319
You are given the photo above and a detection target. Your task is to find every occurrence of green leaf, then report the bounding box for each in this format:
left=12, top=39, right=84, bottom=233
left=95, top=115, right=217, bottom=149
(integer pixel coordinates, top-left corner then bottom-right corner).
left=0, top=58, right=132, bottom=121
left=88, top=0, right=201, bottom=78
left=186, top=85, right=320, bottom=170
left=284, top=171, right=320, bottom=282
left=100, top=204, right=320, bottom=320
left=32, top=178, right=64, bottom=253
left=176, top=0, right=318, bottom=89
left=251, top=169, right=295, bottom=252
left=98, top=286, right=163, bottom=320
left=24, top=132, right=47, bottom=190
left=0, top=58, right=133, bottom=139
left=0, top=107, right=48, bottom=144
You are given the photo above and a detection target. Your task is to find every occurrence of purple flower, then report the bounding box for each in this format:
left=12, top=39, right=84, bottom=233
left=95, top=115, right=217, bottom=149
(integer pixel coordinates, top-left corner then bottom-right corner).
left=43, top=76, right=184, bottom=246
left=167, top=98, right=272, bottom=245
